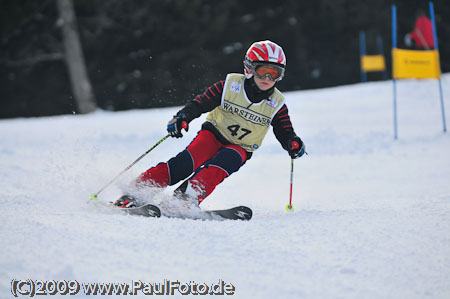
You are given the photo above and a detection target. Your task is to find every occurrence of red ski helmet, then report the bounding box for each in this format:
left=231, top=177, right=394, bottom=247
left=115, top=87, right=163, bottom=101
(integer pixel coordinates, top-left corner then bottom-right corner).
left=244, top=40, right=286, bottom=82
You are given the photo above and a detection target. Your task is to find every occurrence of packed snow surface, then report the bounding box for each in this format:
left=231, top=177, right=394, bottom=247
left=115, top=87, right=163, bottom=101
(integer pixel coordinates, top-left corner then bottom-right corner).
left=1, top=75, right=450, bottom=298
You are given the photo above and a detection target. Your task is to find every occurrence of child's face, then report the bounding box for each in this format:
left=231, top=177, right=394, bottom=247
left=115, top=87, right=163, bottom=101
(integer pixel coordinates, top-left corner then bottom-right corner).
left=254, top=76, right=276, bottom=91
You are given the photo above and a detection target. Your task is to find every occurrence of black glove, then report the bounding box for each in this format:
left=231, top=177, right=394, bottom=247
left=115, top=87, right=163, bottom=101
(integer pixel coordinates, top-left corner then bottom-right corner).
left=287, top=136, right=305, bottom=159
left=167, top=113, right=189, bottom=138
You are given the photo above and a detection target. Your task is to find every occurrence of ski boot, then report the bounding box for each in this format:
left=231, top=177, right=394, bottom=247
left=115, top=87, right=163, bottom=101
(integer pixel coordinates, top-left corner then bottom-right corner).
left=173, top=181, right=202, bottom=210
left=113, top=195, right=137, bottom=208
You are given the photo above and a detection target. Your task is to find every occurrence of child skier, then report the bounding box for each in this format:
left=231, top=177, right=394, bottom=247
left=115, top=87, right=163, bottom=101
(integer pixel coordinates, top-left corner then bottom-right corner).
left=115, top=40, right=305, bottom=208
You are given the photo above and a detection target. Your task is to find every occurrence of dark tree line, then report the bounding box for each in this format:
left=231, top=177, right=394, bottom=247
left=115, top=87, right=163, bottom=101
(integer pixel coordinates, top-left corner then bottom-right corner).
left=1, top=0, right=449, bottom=118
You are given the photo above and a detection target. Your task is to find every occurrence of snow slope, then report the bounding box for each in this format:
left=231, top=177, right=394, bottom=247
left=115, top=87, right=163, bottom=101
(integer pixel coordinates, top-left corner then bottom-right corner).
left=1, top=75, right=450, bottom=298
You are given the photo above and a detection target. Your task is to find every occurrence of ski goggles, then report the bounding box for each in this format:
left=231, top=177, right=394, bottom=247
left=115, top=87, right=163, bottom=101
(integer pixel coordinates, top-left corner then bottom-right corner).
left=252, top=63, right=285, bottom=82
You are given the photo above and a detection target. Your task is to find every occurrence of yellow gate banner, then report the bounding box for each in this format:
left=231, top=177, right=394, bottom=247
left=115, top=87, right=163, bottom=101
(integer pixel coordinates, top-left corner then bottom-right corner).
left=361, top=55, right=386, bottom=72
left=392, top=48, right=440, bottom=79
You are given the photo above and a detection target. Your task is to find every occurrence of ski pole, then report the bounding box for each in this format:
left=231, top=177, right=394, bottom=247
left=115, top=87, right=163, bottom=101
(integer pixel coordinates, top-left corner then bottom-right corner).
left=286, top=158, right=295, bottom=211
left=286, top=139, right=300, bottom=211
left=89, top=134, right=170, bottom=202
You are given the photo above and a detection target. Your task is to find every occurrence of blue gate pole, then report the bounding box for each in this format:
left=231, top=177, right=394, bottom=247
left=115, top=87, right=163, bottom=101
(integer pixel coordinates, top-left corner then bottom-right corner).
left=359, top=31, right=367, bottom=82
left=429, top=1, right=447, bottom=133
left=392, top=5, right=398, bottom=139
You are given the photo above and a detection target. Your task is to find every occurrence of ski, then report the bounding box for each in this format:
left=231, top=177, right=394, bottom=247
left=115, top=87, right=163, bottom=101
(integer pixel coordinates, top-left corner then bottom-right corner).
left=119, top=204, right=252, bottom=221
left=161, top=205, right=253, bottom=221
left=95, top=198, right=251, bottom=221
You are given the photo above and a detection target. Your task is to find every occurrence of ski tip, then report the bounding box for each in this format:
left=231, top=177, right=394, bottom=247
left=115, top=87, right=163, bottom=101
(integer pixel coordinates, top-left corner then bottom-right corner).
left=130, top=204, right=162, bottom=218
left=235, top=206, right=252, bottom=220
left=204, top=206, right=252, bottom=221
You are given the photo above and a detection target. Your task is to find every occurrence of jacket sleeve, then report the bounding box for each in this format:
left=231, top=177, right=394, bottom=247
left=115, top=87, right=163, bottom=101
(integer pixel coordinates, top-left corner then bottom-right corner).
left=177, top=80, right=224, bottom=122
left=271, top=104, right=298, bottom=150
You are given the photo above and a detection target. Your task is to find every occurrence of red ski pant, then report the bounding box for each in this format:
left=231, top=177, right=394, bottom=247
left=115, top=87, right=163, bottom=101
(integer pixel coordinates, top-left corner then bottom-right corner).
left=137, top=130, right=247, bottom=204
